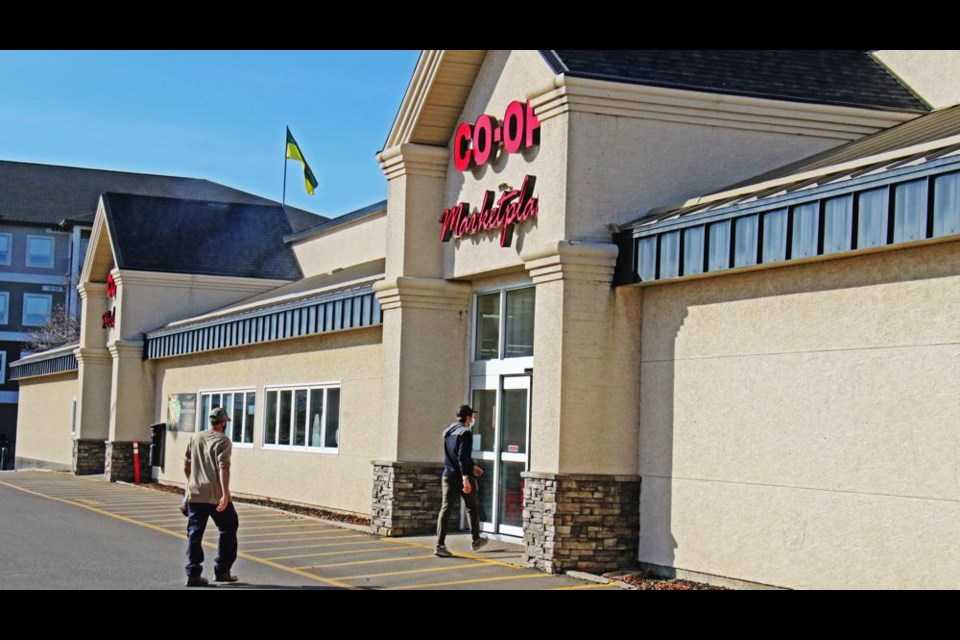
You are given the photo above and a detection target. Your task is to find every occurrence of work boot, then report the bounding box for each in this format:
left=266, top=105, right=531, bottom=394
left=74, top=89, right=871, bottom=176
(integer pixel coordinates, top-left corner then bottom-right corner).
left=471, top=536, right=488, bottom=551
left=434, top=545, right=453, bottom=557
left=185, top=575, right=209, bottom=587
left=215, top=572, right=239, bottom=583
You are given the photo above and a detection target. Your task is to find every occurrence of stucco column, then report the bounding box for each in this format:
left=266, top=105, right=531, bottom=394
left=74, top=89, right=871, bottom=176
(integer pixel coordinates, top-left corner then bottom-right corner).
left=370, top=143, right=472, bottom=535
left=520, top=241, right=643, bottom=573
left=72, top=282, right=112, bottom=474
left=105, top=339, right=153, bottom=482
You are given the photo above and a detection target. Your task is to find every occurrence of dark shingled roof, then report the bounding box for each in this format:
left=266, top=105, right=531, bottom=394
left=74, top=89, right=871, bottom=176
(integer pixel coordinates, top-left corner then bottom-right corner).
left=0, top=160, right=324, bottom=232
left=541, top=50, right=928, bottom=113
left=102, top=193, right=303, bottom=281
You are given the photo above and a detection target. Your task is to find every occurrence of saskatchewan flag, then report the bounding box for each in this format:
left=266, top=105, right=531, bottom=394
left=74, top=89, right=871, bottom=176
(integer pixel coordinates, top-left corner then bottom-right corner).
left=286, top=128, right=318, bottom=195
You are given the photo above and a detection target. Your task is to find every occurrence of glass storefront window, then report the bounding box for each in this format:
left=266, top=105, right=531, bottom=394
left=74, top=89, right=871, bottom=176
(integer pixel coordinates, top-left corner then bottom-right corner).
left=471, top=389, right=496, bottom=453
left=504, top=288, right=534, bottom=358
left=475, top=293, right=500, bottom=360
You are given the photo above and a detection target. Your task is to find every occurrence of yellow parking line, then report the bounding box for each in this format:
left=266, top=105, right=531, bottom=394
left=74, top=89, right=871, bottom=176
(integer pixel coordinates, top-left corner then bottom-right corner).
left=237, top=522, right=332, bottom=532
left=305, top=554, right=436, bottom=569
left=381, top=538, right=523, bottom=570
left=386, top=574, right=549, bottom=590
left=267, top=544, right=398, bottom=561
left=250, top=536, right=370, bottom=552
left=242, top=534, right=348, bottom=546
left=341, top=562, right=484, bottom=581
left=0, top=479, right=355, bottom=590
left=239, top=527, right=337, bottom=538
left=235, top=522, right=337, bottom=536
left=549, top=582, right=620, bottom=590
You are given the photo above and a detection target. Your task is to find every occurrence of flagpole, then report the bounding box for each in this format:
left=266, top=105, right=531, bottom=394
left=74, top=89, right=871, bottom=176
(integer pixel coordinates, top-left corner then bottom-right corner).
left=282, top=126, right=289, bottom=207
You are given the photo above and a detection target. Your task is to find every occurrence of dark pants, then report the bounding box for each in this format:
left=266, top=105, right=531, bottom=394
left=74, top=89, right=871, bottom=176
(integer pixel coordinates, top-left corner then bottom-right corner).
left=185, top=502, right=239, bottom=578
left=436, top=475, right=480, bottom=546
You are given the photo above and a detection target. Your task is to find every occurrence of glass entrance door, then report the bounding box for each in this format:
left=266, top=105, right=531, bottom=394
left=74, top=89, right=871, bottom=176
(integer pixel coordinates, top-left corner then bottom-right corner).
left=471, top=373, right=531, bottom=537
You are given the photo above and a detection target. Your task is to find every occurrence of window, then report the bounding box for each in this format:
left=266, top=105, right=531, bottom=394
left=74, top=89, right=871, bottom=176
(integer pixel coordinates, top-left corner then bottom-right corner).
left=26, top=235, right=55, bottom=269
left=0, top=234, right=11, bottom=266
left=198, top=389, right=255, bottom=445
left=474, top=287, right=535, bottom=361
left=475, top=293, right=500, bottom=360
left=0, top=351, right=6, bottom=384
left=22, top=293, right=52, bottom=326
left=0, top=292, right=8, bottom=325
left=70, top=398, right=78, bottom=435
left=263, top=384, right=340, bottom=451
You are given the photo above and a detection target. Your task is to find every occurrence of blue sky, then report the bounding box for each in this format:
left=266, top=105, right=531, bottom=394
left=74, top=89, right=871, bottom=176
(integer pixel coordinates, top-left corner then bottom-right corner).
left=0, top=50, right=421, bottom=217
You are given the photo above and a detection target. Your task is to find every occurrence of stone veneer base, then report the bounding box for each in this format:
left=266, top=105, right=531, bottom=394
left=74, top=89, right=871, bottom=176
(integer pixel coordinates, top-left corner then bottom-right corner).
left=372, top=461, right=444, bottom=537
left=523, top=472, right=640, bottom=574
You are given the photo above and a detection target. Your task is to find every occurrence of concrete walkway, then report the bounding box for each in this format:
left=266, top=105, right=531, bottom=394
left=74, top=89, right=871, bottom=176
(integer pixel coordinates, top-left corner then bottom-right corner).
left=0, top=471, right=620, bottom=590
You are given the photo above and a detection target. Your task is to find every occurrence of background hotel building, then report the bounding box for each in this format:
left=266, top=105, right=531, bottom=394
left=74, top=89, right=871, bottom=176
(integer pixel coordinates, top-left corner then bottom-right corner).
left=12, top=50, right=960, bottom=589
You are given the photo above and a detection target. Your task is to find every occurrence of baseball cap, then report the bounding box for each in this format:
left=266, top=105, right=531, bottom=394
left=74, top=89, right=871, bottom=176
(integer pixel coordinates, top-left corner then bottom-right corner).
left=209, top=407, right=231, bottom=424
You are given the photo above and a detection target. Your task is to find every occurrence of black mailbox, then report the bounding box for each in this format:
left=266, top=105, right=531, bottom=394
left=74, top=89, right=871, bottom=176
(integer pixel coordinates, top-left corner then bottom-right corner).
left=148, top=423, right=166, bottom=468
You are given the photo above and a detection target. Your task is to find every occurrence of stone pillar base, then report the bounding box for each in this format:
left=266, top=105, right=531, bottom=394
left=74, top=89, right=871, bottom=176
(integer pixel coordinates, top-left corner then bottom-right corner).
left=104, top=441, right=153, bottom=483
left=73, top=439, right=106, bottom=475
left=372, top=461, right=444, bottom=537
left=523, top=472, right=641, bottom=574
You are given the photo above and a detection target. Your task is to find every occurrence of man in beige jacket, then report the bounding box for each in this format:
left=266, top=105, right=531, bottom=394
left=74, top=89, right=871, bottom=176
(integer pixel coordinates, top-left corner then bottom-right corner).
left=183, top=407, right=239, bottom=587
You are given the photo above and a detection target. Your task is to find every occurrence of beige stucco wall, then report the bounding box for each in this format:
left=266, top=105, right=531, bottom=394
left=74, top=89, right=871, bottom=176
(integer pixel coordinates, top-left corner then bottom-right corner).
left=442, top=50, right=563, bottom=280
left=292, top=213, right=387, bottom=278
left=15, top=373, right=78, bottom=468
left=637, top=240, right=960, bottom=589
left=875, top=50, right=960, bottom=109
left=156, top=327, right=384, bottom=515
left=563, top=112, right=846, bottom=242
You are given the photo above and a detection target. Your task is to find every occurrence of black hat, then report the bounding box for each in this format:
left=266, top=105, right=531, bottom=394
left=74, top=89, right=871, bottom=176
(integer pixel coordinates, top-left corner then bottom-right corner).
left=456, top=405, right=476, bottom=419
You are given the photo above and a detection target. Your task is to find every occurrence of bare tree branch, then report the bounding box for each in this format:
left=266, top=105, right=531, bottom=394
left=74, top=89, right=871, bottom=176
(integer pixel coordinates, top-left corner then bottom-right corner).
left=25, top=305, right=80, bottom=352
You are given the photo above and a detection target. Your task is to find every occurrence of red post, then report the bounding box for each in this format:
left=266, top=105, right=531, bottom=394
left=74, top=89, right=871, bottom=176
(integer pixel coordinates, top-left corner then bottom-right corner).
left=133, top=441, right=141, bottom=484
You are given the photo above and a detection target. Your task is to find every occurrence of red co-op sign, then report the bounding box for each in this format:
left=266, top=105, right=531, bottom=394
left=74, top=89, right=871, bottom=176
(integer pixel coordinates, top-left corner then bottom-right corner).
left=453, top=100, right=541, bottom=171
left=442, top=99, right=542, bottom=247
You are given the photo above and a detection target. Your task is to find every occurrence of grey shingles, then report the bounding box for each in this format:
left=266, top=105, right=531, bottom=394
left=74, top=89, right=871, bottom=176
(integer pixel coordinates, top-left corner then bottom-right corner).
left=0, top=160, right=324, bottom=231
left=102, top=193, right=303, bottom=281
left=542, top=50, right=927, bottom=112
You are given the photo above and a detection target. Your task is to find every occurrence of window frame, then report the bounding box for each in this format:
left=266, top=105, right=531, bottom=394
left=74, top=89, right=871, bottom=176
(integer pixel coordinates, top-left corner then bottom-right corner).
left=471, top=284, right=536, bottom=363
left=0, top=234, right=12, bottom=266
left=196, top=387, right=256, bottom=448
left=0, top=292, right=8, bottom=325
left=22, top=293, right=53, bottom=326
left=262, top=382, right=342, bottom=453
left=26, top=235, right=55, bottom=269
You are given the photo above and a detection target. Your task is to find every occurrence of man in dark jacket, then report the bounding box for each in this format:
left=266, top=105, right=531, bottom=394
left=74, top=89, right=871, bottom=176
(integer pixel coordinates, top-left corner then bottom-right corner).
left=435, top=404, right=487, bottom=557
